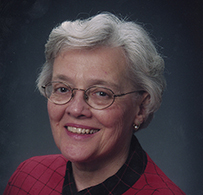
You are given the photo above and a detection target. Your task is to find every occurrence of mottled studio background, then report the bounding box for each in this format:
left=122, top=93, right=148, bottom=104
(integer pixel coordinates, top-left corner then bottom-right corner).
left=0, top=0, right=202, bottom=194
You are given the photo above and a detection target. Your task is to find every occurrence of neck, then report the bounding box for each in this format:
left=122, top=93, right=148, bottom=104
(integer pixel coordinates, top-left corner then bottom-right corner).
left=72, top=143, right=131, bottom=192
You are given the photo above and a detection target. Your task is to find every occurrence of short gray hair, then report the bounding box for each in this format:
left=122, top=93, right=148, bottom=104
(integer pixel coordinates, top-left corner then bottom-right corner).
left=37, top=12, right=166, bottom=123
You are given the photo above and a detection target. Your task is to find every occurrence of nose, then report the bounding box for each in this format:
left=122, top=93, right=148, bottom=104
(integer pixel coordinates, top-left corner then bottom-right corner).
left=65, top=89, right=92, bottom=118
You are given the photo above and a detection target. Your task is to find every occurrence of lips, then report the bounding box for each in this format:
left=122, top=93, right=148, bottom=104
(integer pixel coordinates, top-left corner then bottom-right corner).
left=65, top=126, right=100, bottom=135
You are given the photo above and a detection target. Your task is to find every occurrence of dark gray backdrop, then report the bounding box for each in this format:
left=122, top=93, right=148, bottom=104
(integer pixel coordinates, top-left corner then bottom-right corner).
left=0, top=0, right=202, bottom=194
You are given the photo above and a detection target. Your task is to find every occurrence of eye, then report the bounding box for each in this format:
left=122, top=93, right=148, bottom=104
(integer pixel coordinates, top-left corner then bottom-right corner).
left=89, top=87, right=113, bottom=100
left=56, top=87, right=69, bottom=93
left=52, top=83, right=71, bottom=94
left=96, top=91, right=108, bottom=97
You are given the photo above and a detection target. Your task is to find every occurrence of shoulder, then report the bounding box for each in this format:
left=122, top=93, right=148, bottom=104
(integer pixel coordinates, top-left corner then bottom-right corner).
left=123, top=153, right=185, bottom=195
left=3, top=154, right=67, bottom=195
left=21, top=154, right=68, bottom=168
left=13, top=154, right=67, bottom=178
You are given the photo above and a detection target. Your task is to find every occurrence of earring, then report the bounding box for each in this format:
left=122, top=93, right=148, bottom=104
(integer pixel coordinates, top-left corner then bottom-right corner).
left=133, top=123, right=140, bottom=131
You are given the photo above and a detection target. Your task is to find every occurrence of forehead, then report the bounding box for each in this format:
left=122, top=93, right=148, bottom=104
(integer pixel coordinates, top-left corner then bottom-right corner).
left=52, top=47, right=130, bottom=90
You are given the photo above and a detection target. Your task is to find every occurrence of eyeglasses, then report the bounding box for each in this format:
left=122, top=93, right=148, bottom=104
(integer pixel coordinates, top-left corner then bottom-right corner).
left=42, top=81, right=143, bottom=110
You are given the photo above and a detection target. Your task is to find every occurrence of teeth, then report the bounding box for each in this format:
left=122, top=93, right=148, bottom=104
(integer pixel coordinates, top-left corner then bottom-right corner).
left=90, top=130, right=94, bottom=134
left=67, top=126, right=99, bottom=134
left=85, top=129, right=90, bottom=134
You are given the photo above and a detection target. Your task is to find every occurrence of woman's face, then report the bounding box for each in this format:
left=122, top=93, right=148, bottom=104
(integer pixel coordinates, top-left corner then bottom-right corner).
left=48, top=47, right=144, bottom=165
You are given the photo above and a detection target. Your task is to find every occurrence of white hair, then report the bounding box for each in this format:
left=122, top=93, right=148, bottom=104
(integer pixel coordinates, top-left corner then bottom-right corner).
left=37, top=12, right=166, bottom=126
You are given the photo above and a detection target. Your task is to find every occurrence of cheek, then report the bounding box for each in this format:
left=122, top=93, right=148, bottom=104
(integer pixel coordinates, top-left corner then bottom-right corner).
left=47, top=101, right=64, bottom=124
left=102, top=100, right=138, bottom=131
left=101, top=111, right=123, bottom=128
left=47, top=101, right=65, bottom=148
left=96, top=104, right=134, bottom=130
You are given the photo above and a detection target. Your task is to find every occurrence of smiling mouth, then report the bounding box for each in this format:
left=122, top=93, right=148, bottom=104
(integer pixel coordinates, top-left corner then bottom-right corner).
left=65, top=126, right=99, bottom=134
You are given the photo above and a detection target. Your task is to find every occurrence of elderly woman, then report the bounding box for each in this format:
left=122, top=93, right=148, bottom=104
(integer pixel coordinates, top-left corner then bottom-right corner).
left=4, top=13, right=185, bottom=194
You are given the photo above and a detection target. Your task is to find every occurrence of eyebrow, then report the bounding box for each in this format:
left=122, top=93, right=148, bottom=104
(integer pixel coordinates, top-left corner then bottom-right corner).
left=52, top=74, right=121, bottom=91
left=52, top=74, right=70, bottom=82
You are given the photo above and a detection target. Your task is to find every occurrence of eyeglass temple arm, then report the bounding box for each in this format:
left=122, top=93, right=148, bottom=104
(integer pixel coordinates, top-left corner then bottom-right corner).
left=114, top=90, right=145, bottom=97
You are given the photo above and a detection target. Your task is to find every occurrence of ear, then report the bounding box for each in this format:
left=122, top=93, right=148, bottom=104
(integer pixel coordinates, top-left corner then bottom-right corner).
left=133, top=92, right=150, bottom=126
